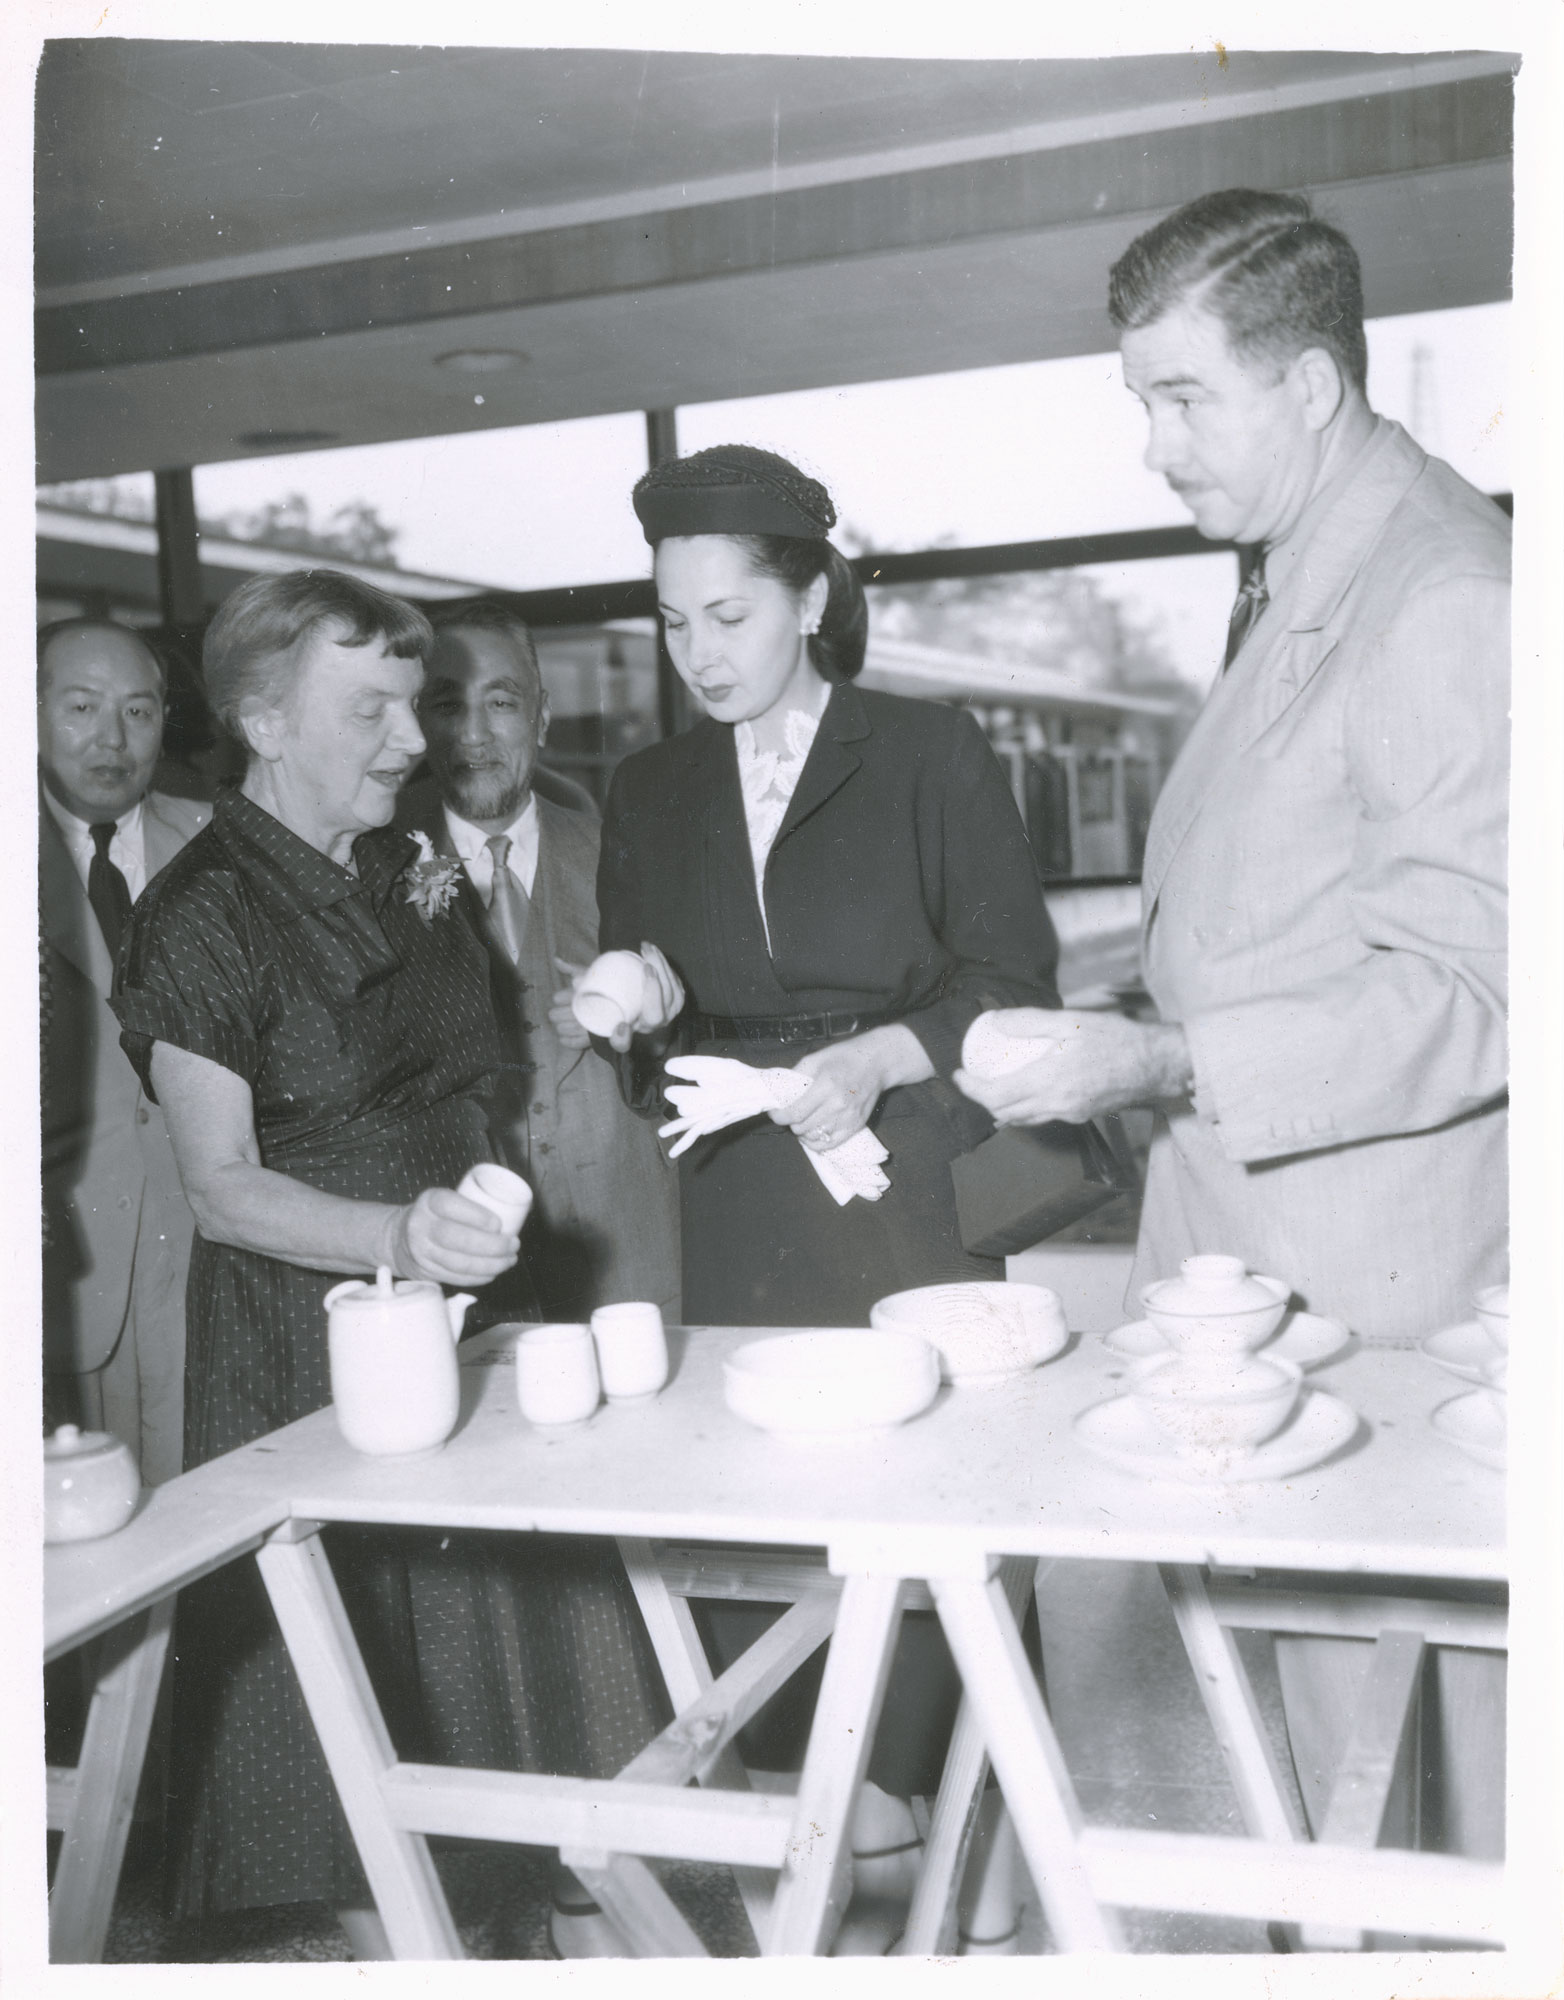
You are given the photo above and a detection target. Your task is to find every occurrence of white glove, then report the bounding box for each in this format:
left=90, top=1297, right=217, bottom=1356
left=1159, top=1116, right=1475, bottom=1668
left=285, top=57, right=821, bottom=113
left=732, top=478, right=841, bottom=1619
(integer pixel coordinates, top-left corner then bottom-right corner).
left=659, top=1054, right=890, bottom=1205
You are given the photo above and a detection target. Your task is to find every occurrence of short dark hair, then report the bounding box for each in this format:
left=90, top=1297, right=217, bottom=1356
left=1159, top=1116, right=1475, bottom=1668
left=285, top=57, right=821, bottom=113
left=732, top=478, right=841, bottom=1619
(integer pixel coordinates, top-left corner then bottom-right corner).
left=37, top=617, right=167, bottom=699
left=426, top=597, right=540, bottom=680
left=203, top=569, right=433, bottom=751
left=1107, top=188, right=1368, bottom=394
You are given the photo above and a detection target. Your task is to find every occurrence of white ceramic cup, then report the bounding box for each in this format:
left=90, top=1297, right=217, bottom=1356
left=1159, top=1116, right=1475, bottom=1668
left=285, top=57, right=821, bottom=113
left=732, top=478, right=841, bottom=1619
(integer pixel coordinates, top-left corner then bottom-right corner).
left=590, top=1301, right=670, bottom=1402
left=571, top=950, right=649, bottom=1039
left=515, top=1323, right=601, bottom=1426
left=457, top=1161, right=533, bottom=1235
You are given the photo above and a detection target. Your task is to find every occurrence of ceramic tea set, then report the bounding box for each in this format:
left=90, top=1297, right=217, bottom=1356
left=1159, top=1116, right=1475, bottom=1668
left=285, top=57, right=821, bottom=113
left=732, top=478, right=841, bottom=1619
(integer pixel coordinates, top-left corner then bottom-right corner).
left=1077, top=1253, right=1359, bottom=1483
left=1424, top=1282, right=1507, bottom=1470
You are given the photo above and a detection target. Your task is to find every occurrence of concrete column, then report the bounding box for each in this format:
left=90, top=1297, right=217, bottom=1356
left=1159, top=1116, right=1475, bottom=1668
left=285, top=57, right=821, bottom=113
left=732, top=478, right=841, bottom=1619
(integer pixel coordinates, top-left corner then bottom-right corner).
left=152, top=469, right=204, bottom=628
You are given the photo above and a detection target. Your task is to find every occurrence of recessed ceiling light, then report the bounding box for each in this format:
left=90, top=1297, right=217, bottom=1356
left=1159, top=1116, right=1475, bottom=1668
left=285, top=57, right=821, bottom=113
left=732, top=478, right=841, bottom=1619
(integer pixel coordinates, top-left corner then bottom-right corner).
left=435, top=348, right=528, bottom=374
left=235, top=428, right=339, bottom=450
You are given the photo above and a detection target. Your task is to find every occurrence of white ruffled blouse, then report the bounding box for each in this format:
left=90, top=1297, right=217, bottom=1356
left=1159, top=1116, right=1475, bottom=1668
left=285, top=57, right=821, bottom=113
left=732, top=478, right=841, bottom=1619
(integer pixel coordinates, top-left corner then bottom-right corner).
left=733, top=687, right=830, bottom=951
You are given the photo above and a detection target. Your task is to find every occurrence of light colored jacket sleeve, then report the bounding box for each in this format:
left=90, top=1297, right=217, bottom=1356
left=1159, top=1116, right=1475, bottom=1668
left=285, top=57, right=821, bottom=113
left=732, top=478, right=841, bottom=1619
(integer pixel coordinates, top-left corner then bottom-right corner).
left=1182, top=570, right=1509, bottom=1163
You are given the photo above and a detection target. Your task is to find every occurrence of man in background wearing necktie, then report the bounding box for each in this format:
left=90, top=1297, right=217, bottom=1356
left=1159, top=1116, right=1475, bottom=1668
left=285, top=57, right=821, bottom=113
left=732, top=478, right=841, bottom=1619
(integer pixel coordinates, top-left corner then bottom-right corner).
left=956, top=189, right=1509, bottom=1865
left=401, top=601, right=679, bottom=1322
left=38, top=620, right=210, bottom=1481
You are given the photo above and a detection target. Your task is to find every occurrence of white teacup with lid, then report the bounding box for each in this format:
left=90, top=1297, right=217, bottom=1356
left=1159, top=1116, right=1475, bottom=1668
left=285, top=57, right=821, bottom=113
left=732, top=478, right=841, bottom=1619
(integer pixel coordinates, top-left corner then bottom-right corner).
left=1141, top=1253, right=1289, bottom=1362
left=44, top=1425, right=142, bottom=1542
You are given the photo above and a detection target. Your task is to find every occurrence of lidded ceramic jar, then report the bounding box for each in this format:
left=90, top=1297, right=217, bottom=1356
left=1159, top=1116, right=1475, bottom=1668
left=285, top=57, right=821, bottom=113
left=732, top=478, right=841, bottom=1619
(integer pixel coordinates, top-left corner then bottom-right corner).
left=44, top=1425, right=141, bottom=1543
left=1141, top=1253, right=1289, bottom=1362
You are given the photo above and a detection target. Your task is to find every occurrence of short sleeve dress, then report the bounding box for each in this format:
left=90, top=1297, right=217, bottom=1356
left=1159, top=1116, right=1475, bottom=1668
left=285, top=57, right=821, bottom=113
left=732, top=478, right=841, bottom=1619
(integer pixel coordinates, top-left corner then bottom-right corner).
left=116, top=791, right=668, bottom=1917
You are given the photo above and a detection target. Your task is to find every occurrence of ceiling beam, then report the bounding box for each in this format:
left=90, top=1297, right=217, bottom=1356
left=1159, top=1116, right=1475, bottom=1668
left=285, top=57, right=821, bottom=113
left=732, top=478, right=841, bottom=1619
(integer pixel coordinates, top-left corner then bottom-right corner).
left=38, top=71, right=1512, bottom=379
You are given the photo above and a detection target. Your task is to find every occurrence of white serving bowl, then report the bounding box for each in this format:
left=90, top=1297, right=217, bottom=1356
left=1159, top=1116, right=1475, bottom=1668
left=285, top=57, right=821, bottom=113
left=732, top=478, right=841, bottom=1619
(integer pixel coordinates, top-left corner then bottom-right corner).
left=869, top=1281, right=1067, bottom=1383
left=1129, top=1353, right=1302, bottom=1457
left=723, top=1330, right=940, bottom=1438
left=1473, top=1284, right=1509, bottom=1353
left=1140, top=1271, right=1290, bottom=1361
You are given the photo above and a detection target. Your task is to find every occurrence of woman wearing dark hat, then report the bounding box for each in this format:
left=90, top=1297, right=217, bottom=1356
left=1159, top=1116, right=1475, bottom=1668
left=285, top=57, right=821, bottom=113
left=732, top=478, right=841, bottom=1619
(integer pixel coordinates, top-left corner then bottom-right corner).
left=587, top=444, right=1059, bottom=1947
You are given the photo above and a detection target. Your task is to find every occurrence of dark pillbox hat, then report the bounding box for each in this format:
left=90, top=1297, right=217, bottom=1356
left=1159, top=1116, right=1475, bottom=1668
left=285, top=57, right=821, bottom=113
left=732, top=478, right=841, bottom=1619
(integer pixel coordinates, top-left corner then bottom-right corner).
left=632, top=443, right=836, bottom=543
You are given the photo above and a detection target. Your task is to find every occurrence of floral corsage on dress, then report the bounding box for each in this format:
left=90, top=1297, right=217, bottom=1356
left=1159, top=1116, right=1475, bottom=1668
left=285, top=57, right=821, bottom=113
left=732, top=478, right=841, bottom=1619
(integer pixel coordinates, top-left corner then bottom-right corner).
left=401, top=831, right=464, bottom=924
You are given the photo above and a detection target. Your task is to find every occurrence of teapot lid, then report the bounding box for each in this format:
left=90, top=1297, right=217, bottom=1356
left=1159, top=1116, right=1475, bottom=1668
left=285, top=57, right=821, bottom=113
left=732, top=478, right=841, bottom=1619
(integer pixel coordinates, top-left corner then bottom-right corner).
left=45, top=1423, right=127, bottom=1462
left=1147, top=1254, right=1281, bottom=1315
left=330, top=1266, right=439, bottom=1305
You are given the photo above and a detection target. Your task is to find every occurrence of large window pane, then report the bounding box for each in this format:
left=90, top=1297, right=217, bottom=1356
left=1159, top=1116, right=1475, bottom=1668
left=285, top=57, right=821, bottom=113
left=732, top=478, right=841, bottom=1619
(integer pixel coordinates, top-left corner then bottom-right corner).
left=676, top=302, right=1509, bottom=549
left=192, top=414, right=650, bottom=592
left=865, top=549, right=1233, bottom=883
left=532, top=619, right=660, bottom=809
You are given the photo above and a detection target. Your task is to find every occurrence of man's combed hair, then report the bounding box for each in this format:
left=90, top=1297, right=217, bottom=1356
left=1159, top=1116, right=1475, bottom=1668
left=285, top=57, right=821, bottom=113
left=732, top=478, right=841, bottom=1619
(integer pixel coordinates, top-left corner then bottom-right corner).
left=1108, top=188, right=1368, bottom=394
left=37, top=617, right=168, bottom=697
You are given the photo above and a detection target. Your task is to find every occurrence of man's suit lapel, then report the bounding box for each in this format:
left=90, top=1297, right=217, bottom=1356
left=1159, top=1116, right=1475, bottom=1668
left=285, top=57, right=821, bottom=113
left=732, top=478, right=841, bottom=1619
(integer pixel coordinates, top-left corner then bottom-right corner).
left=1141, top=421, right=1428, bottom=921
left=38, top=792, right=114, bottom=998
left=535, top=796, right=595, bottom=967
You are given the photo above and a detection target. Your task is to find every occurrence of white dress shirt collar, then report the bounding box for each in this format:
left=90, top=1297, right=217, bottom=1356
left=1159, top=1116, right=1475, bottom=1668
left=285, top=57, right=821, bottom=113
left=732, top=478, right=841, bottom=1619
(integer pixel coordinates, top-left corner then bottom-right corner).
left=42, top=787, right=149, bottom=902
left=442, top=793, right=540, bottom=899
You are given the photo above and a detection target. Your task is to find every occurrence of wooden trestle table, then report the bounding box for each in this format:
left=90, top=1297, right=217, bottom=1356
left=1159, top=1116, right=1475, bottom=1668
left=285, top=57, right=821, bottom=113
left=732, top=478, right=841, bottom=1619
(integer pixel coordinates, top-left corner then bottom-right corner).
left=45, top=1323, right=1506, bottom=1959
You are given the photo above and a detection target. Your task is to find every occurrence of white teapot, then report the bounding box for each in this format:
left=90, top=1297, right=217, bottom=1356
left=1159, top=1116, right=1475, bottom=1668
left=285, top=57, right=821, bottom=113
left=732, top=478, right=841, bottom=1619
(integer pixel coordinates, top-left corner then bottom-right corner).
left=323, top=1266, right=476, bottom=1457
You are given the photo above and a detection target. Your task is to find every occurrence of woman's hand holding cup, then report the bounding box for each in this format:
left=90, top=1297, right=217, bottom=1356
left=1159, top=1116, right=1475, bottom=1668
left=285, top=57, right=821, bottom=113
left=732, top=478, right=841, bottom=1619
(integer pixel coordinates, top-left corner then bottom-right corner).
left=386, top=1186, right=521, bottom=1287
left=570, top=942, right=685, bottom=1052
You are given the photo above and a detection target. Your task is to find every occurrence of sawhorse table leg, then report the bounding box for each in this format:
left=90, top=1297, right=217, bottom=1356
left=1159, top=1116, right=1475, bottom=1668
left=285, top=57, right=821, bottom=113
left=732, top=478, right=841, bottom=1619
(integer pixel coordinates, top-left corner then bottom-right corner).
left=255, top=1525, right=463, bottom=1959
left=931, top=1565, right=1124, bottom=1952
left=902, top=1556, right=1037, bottom=1956
left=48, top=1596, right=174, bottom=1964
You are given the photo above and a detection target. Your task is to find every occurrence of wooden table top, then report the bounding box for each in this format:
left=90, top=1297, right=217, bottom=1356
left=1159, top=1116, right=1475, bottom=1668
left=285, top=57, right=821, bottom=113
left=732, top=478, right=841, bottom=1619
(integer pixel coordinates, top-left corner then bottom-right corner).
left=45, top=1327, right=1505, bottom=1658
left=216, top=1328, right=1508, bottom=1584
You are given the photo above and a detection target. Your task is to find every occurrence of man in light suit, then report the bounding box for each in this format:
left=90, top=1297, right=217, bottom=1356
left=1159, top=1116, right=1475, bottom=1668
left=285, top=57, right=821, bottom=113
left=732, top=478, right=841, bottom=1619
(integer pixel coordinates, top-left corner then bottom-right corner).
left=39, top=620, right=210, bottom=1482
left=958, top=190, right=1508, bottom=1859
left=402, top=602, right=680, bottom=1321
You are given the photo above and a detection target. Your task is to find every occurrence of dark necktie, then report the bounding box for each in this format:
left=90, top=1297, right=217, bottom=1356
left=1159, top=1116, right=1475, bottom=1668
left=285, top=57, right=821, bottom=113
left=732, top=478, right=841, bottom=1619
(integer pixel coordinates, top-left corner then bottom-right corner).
left=484, top=833, right=531, bottom=964
left=1223, top=546, right=1270, bottom=671
left=87, top=821, right=134, bottom=969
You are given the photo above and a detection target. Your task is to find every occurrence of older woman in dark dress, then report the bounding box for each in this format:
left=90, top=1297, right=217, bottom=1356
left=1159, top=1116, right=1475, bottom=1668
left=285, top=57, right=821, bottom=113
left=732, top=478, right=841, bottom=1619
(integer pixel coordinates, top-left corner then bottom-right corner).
left=115, top=572, right=666, bottom=1954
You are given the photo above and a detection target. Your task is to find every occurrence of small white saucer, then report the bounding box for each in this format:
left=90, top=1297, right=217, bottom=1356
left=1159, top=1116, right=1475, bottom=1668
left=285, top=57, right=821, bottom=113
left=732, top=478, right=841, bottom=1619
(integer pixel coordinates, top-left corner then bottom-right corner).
left=1073, top=1390, right=1360, bottom=1485
left=1100, top=1310, right=1352, bottom=1371
left=1431, top=1390, right=1505, bottom=1470
left=1420, top=1321, right=1501, bottom=1384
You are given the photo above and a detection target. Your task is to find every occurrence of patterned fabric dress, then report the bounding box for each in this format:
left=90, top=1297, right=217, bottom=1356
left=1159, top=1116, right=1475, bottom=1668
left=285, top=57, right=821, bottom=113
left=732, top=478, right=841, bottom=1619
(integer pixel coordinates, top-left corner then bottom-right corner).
left=116, top=790, right=668, bottom=1917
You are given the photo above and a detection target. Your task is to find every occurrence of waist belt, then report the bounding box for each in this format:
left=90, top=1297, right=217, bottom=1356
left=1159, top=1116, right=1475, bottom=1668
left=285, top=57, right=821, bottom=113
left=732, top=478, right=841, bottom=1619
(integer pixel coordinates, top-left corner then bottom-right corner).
left=692, top=1007, right=896, bottom=1047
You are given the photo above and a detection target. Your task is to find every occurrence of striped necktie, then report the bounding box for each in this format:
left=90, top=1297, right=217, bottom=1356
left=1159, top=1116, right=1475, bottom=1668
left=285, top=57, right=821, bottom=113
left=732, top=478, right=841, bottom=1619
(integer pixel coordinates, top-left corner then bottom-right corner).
left=1223, top=547, right=1270, bottom=671
left=87, top=820, right=134, bottom=969
left=484, top=833, right=531, bottom=964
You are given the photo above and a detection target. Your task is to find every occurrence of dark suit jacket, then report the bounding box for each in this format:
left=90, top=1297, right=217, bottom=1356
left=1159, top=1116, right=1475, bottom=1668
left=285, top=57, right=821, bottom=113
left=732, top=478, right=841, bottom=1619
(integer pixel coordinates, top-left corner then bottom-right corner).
left=597, top=682, right=1061, bottom=1080
left=40, top=786, right=210, bottom=1373
left=398, top=781, right=680, bottom=1317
